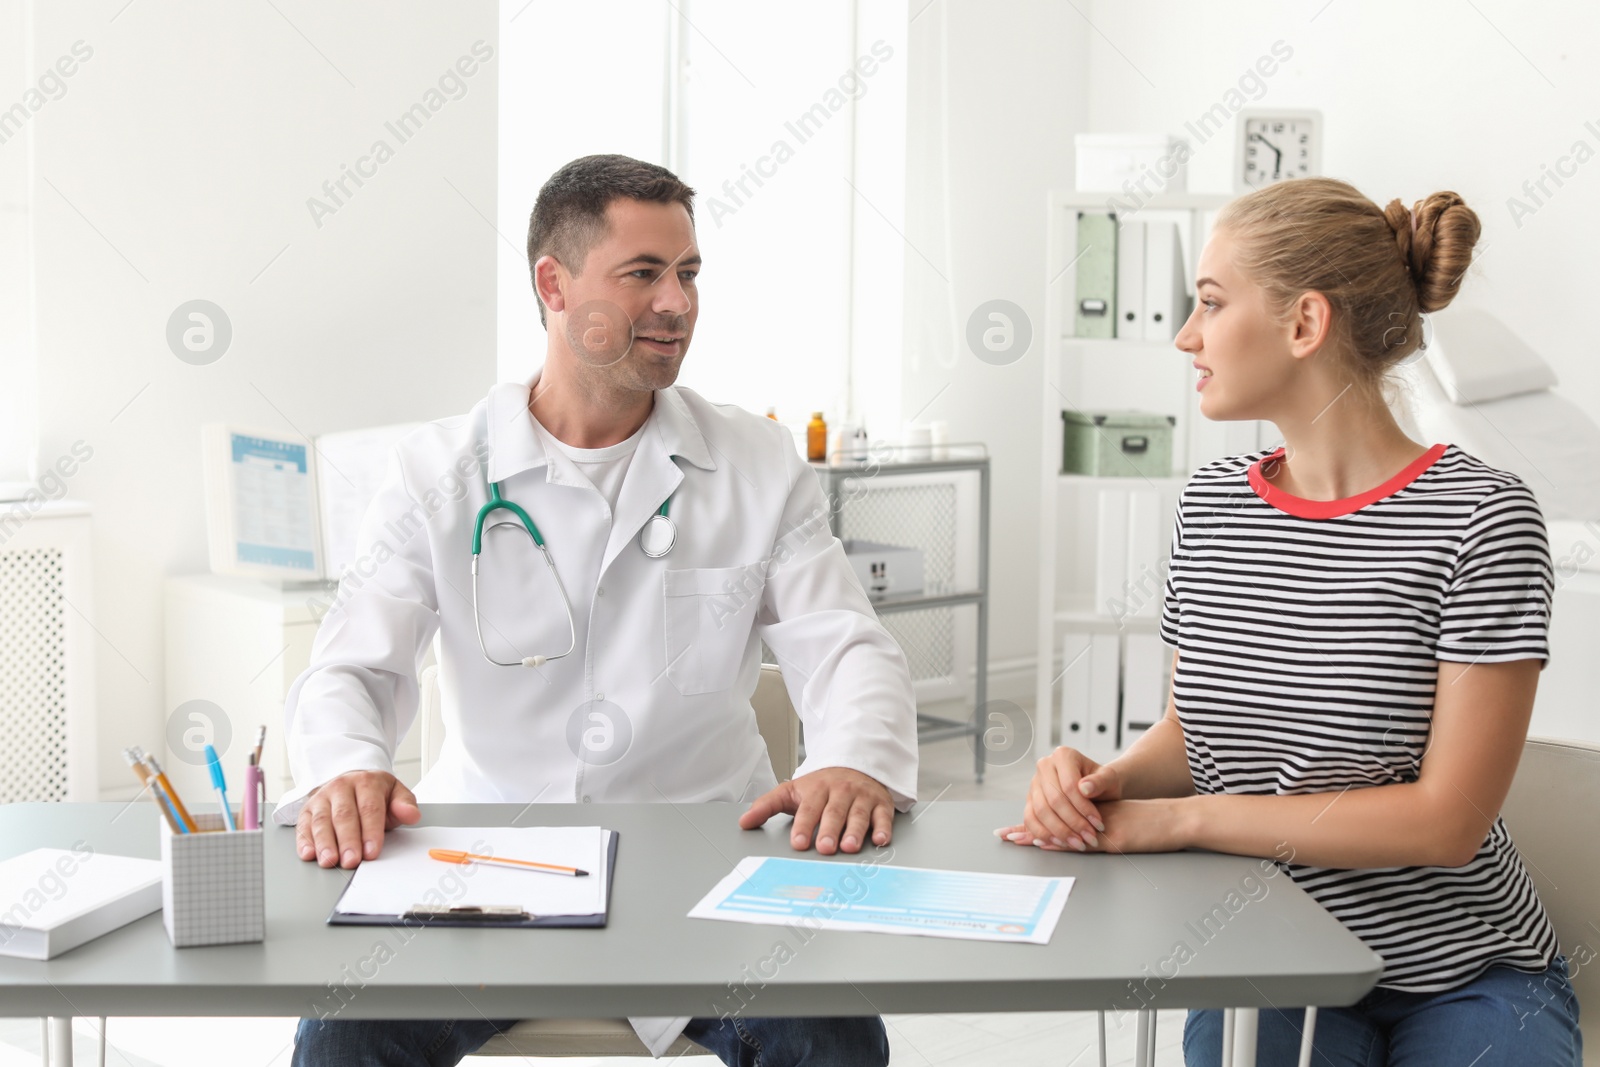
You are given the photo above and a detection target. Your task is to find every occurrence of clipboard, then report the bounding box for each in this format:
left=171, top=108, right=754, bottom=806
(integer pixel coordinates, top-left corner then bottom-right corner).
left=327, top=830, right=619, bottom=929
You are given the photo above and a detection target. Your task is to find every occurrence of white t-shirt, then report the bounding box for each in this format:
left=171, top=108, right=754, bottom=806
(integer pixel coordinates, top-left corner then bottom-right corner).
left=532, top=414, right=648, bottom=514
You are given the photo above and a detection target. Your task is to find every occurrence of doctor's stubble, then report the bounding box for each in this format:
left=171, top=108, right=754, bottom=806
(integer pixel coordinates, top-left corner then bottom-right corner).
left=562, top=296, right=691, bottom=396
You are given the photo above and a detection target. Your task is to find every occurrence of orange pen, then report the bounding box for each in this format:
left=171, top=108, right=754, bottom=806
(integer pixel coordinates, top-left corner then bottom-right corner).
left=429, top=848, right=588, bottom=877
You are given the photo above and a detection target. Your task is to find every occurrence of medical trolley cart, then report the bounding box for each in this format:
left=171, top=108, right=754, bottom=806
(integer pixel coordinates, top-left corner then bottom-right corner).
left=811, top=445, right=993, bottom=781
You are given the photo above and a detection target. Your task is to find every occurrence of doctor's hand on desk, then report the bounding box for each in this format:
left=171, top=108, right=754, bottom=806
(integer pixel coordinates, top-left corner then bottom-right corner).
left=295, top=770, right=422, bottom=869
left=739, top=768, right=896, bottom=855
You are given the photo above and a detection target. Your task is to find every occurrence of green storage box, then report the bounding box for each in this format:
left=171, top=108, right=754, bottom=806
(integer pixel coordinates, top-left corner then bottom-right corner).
left=1061, top=410, right=1176, bottom=477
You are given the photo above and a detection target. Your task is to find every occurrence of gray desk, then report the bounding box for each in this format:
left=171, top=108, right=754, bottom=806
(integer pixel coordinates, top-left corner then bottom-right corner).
left=0, top=801, right=1380, bottom=1029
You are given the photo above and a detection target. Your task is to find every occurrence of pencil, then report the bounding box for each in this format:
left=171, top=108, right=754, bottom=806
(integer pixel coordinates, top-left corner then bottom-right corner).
left=141, top=754, right=199, bottom=833
left=123, top=748, right=181, bottom=833
left=428, top=848, right=589, bottom=877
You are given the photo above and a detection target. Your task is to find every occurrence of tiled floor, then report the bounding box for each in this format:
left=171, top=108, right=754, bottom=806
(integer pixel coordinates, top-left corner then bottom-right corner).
left=0, top=1008, right=1191, bottom=1066
left=0, top=716, right=1191, bottom=1066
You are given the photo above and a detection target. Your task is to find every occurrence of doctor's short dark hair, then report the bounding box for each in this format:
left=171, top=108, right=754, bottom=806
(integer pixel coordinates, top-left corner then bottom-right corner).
left=526, top=154, right=697, bottom=328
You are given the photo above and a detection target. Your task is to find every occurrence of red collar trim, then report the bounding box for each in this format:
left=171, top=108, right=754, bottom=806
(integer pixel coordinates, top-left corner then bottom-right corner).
left=1247, top=443, right=1449, bottom=519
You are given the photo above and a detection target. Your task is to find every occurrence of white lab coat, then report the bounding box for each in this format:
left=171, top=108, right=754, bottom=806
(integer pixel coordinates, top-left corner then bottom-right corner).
left=276, top=379, right=919, bottom=1055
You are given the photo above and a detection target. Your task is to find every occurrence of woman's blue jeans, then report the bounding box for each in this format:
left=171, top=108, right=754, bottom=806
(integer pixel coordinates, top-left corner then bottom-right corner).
left=1184, top=955, right=1582, bottom=1066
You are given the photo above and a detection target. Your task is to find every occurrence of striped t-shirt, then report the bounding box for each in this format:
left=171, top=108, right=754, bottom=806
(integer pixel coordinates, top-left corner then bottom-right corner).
left=1160, top=443, right=1558, bottom=991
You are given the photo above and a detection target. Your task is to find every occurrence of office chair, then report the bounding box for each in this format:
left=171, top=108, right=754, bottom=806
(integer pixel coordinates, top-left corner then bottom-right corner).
left=418, top=659, right=801, bottom=1059
left=1501, top=736, right=1599, bottom=1065
left=1210, top=735, right=1600, bottom=1067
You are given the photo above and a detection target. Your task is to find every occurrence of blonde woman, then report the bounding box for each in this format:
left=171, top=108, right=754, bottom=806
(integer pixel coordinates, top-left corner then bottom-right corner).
left=1001, top=178, right=1581, bottom=1065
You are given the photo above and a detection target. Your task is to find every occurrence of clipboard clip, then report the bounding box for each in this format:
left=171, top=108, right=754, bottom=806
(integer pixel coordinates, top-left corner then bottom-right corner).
left=402, top=904, right=535, bottom=923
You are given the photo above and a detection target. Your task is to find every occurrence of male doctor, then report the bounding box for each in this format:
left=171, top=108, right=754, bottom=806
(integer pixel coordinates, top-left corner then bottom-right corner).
left=280, top=154, right=918, bottom=1066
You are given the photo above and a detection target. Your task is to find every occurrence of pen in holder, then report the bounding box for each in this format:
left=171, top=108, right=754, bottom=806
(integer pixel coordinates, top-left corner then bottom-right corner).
left=243, top=758, right=265, bottom=831
left=160, top=811, right=265, bottom=947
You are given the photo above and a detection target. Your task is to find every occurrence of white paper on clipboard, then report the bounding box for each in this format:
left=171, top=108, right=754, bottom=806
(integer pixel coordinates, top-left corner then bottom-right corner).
left=332, top=826, right=610, bottom=919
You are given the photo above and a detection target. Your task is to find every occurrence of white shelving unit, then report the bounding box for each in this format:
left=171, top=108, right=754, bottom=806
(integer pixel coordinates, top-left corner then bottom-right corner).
left=1033, top=191, right=1266, bottom=760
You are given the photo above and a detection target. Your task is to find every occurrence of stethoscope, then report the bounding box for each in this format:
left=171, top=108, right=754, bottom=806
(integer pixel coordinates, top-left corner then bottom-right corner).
left=470, top=479, right=677, bottom=668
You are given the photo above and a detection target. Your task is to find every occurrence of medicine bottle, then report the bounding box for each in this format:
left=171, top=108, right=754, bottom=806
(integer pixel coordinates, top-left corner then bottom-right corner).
left=807, top=412, right=827, bottom=462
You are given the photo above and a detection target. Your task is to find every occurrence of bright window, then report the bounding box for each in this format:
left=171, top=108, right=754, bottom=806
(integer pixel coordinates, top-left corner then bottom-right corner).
left=496, top=0, right=905, bottom=436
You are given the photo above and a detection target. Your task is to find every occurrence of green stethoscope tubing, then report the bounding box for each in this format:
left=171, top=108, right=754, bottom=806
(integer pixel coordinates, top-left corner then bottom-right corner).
left=469, top=482, right=672, bottom=554
left=469, top=481, right=674, bottom=667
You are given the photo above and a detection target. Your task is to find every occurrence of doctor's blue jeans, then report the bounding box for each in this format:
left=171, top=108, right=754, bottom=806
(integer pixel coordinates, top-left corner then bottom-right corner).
left=291, top=1013, right=890, bottom=1067
left=1183, top=955, right=1582, bottom=1066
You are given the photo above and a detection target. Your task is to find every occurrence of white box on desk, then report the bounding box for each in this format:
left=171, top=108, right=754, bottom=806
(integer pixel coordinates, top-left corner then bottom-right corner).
left=1074, top=134, right=1189, bottom=194
left=161, top=812, right=264, bottom=948
left=843, top=540, right=925, bottom=599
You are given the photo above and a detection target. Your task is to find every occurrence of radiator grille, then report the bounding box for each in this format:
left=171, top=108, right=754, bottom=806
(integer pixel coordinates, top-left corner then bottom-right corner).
left=0, top=547, right=69, bottom=802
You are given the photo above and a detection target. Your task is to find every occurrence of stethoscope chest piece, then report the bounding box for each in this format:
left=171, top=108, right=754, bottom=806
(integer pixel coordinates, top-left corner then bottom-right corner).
left=640, top=512, right=677, bottom=558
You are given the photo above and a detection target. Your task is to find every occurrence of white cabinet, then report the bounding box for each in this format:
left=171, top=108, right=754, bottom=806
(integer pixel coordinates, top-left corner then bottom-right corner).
left=163, top=574, right=424, bottom=806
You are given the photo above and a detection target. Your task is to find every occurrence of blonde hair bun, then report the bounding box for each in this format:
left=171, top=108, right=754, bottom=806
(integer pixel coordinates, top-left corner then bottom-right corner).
left=1383, top=192, right=1481, bottom=314
left=1214, top=178, right=1480, bottom=390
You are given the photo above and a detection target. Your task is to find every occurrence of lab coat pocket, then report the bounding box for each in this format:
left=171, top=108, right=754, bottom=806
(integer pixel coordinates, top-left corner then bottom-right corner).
left=662, top=564, right=766, bottom=696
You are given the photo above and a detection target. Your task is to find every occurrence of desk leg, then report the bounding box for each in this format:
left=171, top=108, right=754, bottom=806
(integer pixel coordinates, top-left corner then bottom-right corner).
left=47, top=1017, right=71, bottom=1067
left=1297, top=1006, right=1318, bottom=1067
left=974, top=457, right=990, bottom=784
left=1134, top=1009, right=1157, bottom=1066
left=1230, top=1007, right=1258, bottom=1067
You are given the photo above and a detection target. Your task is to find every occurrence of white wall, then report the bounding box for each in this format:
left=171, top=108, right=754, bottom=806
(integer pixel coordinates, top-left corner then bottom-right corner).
left=1083, top=0, right=1600, bottom=423
left=1081, top=0, right=1600, bottom=742
left=27, top=1, right=498, bottom=797
left=901, top=0, right=1090, bottom=692
left=24, top=1, right=1594, bottom=782
left=496, top=1, right=907, bottom=439
left=0, top=0, right=36, bottom=486
left=903, top=0, right=1600, bottom=694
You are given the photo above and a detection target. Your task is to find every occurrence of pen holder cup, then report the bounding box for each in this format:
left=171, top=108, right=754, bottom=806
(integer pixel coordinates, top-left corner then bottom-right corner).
left=160, top=812, right=265, bottom=948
